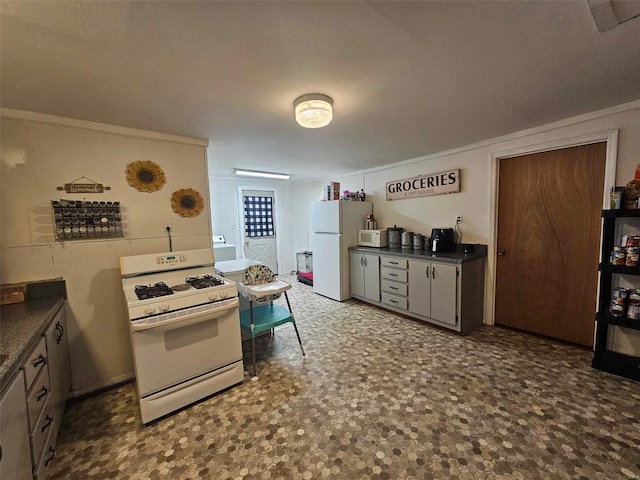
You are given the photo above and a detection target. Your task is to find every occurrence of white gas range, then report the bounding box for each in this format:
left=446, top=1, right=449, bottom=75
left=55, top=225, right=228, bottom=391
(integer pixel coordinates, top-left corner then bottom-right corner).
left=120, top=248, right=244, bottom=424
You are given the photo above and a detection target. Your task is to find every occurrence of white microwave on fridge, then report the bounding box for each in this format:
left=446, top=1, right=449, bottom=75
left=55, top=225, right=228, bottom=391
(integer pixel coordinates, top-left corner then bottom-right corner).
left=358, top=229, right=387, bottom=248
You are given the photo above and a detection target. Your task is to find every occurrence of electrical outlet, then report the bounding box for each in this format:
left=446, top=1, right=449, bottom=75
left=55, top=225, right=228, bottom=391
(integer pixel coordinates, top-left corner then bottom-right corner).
left=164, top=220, right=172, bottom=230
left=456, top=215, right=462, bottom=224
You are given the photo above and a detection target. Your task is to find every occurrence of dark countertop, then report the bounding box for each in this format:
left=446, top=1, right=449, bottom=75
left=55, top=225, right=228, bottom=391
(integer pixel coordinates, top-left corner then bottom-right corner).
left=349, top=244, right=487, bottom=264
left=1, top=281, right=66, bottom=391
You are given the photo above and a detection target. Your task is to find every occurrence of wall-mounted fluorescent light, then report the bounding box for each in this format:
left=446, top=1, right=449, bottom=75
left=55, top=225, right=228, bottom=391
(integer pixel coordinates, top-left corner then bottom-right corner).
left=233, top=169, right=291, bottom=180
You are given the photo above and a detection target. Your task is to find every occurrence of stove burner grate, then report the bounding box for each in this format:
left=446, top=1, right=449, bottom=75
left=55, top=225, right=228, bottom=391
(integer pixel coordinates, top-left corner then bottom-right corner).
left=135, top=282, right=174, bottom=300
left=185, top=274, right=225, bottom=289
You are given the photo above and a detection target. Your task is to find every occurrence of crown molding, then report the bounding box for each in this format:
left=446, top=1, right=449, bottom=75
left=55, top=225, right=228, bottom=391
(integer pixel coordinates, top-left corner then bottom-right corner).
left=0, top=108, right=209, bottom=147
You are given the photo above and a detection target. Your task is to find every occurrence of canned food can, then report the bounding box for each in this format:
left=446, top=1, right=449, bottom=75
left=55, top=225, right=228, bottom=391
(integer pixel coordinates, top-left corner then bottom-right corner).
left=610, top=287, right=628, bottom=317
left=611, top=247, right=626, bottom=265
left=626, top=247, right=640, bottom=267
left=627, top=303, right=640, bottom=320
left=628, top=289, right=640, bottom=305
left=611, top=287, right=628, bottom=304
left=621, top=235, right=640, bottom=247
left=610, top=302, right=625, bottom=317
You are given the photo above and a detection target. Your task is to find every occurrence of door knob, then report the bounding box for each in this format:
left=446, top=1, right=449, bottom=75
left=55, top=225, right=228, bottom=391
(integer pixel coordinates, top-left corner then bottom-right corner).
left=498, top=250, right=506, bottom=256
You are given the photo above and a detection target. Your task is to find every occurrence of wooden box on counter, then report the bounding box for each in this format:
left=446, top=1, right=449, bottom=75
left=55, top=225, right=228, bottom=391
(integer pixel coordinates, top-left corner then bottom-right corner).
left=0, top=283, right=28, bottom=306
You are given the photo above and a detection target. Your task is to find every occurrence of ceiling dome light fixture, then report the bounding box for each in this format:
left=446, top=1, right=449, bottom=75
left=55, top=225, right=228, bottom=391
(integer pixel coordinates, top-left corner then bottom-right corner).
left=294, top=94, right=333, bottom=128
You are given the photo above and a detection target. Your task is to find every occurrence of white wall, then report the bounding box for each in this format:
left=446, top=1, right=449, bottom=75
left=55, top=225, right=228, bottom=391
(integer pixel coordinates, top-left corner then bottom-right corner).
left=293, top=100, right=640, bottom=354
left=1, top=110, right=211, bottom=396
left=209, top=175, right=295, bottom=273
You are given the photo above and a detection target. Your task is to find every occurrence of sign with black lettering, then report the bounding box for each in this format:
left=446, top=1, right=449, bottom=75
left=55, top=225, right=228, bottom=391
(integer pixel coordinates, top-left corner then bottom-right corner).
left=386, top=169, right=460, bottom=201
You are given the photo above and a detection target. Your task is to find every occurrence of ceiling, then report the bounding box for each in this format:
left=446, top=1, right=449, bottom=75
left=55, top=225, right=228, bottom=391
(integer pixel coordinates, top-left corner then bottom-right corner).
left=2, top=1, right=640, bottom=182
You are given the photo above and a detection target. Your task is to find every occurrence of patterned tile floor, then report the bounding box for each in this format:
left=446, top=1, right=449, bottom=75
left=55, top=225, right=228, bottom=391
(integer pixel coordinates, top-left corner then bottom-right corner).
left=51, top=274, right=640, bottom=479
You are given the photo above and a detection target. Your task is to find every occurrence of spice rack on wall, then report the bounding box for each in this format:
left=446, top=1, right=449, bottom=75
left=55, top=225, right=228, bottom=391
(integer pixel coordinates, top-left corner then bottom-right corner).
left=592, top=208, right=640, bottom=382
left=51, top=199, right=124, bottom=241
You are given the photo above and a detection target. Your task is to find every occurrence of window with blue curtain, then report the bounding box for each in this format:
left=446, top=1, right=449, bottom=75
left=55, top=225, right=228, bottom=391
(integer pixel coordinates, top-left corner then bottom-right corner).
left=244, top=196, right=274, bottom=237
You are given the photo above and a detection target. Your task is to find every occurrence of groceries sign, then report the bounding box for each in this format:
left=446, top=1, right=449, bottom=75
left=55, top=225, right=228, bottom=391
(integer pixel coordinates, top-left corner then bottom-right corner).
left=386, top=169, right=460, bottom=201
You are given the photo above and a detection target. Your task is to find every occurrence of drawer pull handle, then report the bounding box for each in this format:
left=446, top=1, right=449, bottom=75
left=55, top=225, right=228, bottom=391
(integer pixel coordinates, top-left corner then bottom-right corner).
left=390, top=273, right=398, bottom=277
left=389, top=299, right=398, bottom=304
left=33, top=354, right=46, bottom=368
left=390, top=286, right=398, bottom=290
left=390, top=261, right=398, bottom=265
left=37, top=386, right=48, bottom=401
left=41, top=414, right=53, bottom=433
left=44, top=447, right=55, bottom=467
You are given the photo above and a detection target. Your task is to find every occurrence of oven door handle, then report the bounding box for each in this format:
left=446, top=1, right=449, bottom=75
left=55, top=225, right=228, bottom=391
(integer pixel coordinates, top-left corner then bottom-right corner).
left=131, top=297, right=239, bottom=332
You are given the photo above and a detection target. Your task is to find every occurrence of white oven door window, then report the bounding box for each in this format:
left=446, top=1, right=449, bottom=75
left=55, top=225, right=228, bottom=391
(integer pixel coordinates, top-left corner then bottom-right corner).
left=132, top=300, right=241, bottom=396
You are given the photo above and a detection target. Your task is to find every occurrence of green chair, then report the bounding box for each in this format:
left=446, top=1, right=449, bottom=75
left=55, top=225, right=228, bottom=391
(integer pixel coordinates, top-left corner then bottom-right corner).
left=238, top=265, right=306, bottom=377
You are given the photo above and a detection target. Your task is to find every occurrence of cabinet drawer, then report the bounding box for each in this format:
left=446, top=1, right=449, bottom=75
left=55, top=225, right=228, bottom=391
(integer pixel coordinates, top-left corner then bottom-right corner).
left=27, top=364, right=51, bottom=430
left=31, top=401, right=55, bottom=465
left=381, top=257, right=407, bottom=269
left=23, top=337, right=47, bottom=391
left=381, top=267, right=408, bottom=283
left=381, top=279, right=408, bottom=296
left=381, top=292, right=408, bottom=310
left=34, top=434, right=56, bottom=480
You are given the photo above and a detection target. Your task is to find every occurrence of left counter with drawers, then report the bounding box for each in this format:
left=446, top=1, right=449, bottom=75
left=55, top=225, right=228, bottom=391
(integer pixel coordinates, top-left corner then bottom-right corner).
left=0, top=280, right=70, bottom=480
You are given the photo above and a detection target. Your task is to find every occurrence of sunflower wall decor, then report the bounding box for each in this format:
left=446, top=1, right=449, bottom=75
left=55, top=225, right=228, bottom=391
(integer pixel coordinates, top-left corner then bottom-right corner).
left=171, top=188, right=205, bottom=217
left=125, top=160, right=166, bottom=192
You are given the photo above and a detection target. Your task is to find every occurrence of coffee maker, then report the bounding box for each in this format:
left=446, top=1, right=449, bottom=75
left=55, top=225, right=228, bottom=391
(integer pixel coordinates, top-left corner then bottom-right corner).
left=430, top=228, right=455, bottom=252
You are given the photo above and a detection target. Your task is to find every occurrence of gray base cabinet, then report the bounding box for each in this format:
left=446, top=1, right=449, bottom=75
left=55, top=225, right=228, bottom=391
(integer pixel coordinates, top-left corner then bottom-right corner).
left=350, top=253, right=380, bottom=302
left=0, top=371, right=32, bottom=480
left=408, top=260, right=458, bottom=326
left=0, top=303, right=71, bottom=480
left=350, top=249, right=485, bottom=334
left=45, top=307, right=71, bottom=438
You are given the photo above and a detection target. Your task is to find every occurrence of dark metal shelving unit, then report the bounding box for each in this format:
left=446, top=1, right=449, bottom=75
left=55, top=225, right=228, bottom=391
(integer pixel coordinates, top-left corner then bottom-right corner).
left=592, top=209, right=640, bottom=382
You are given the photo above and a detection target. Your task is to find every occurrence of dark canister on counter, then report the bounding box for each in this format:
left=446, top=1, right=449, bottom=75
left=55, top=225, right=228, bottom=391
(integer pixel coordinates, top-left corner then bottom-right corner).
left=610, top=287, right=628, bottom=317
left=387, top=226, right=403, bottom=249
left=412, top=233, right=425, bottom=250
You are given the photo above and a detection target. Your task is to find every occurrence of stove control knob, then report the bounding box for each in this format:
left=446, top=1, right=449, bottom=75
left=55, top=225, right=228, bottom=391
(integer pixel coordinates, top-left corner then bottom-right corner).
left=144, top=306, right=156, bottom=315
left=159, top=303, right=170, bottom=312
left=208, top=293, right=218, bottom=301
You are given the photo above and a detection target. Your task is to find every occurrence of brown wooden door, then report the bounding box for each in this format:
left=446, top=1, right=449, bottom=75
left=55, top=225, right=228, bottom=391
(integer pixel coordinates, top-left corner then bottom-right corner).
left=495, top=142, right=607, bottom=346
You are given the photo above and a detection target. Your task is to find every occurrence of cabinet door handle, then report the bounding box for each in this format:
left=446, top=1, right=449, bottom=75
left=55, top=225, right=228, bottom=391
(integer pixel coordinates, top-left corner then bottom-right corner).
left=33, top=354, right=46, bottom=368
left=432, top=267, right=436, bottom=278
left=41, top=414, right=53, bottom=433
left=426, top=268, right=429, bottom=279
left=37, top=386, right=48, bottom=401
left=364, top=257, right=368, bottom=267
left=44, top=446, right=55, bottom=467
left=55, top=321, right=64, bottom=343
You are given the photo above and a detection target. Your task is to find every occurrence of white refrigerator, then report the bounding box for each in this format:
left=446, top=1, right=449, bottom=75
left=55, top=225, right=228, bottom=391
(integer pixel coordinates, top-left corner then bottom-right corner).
left=311, top=200, right=372, bottom=301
